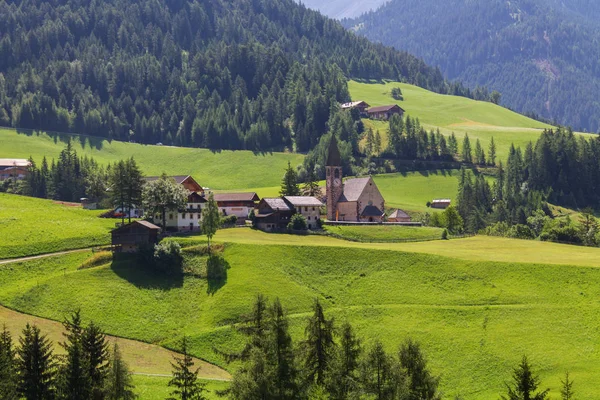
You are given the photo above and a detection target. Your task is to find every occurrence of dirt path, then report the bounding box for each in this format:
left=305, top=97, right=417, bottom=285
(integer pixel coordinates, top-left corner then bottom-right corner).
left=0, top=248, right=93, bottom=265
left=0, top=305, right=231, bottom=381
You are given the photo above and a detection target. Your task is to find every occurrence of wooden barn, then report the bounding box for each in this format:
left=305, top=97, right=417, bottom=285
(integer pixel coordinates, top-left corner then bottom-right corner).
left=367, top=104, right=405, bottom=120
left=388, top=209, right=411, bottom=223
left=111, top=221, right=161, bottom=253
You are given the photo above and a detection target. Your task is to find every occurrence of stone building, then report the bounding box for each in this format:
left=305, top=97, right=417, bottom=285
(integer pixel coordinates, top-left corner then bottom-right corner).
left=326, top=136, right=386, bottom=222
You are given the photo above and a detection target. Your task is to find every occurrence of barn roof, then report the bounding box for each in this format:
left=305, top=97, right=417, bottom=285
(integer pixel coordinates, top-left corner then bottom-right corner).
left=112, top=220, right=161, bottom=233
left=367, top=104, right=405, bottom=113
left=283, top=196, right=323, bottom=207
left=213, top=192, right=260, bottom=202
left=340, top=101, right=370, bottom=109
left=0, top=159, right=31, bottom=167
left=144, top=175, right=190, bottom=184
left=261, top=198, right=292, bottom=211
left=339, top=177, right=371, bottom=202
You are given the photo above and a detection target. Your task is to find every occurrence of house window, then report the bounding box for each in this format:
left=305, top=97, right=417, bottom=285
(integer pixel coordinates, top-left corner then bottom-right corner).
left=169, top=213, right=173, bottom=220
left=312, top=207, right=315, bottom=211
left=308, top=216, right=311, bottom=220
left=197, top=213, right=201, bottom=219
left=182, top=213, right=186, bottom=219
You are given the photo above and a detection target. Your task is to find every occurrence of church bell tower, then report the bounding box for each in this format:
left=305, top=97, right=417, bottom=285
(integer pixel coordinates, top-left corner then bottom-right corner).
left=326, top=135, right=343, bottom=221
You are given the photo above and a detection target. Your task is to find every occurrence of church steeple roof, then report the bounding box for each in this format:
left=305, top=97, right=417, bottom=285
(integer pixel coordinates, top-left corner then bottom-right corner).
left=326, top=134, right=342, bottom=166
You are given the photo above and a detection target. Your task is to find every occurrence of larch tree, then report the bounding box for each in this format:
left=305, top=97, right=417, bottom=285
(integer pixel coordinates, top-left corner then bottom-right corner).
left=267, top=298, right=297, bottom=399
left=560, top=371, right=574, bottom=400
left=488, top=136, right=497, bottom=166
left=399, top=338, right=441, bottom=400
left=328, top=322, right=362, bottom=399
left=302, top=299, right=335, bottom=385
left=303, top=167, right=321, bottom=197
left=461, top=133, right=473, bottom=163
left=201, top=193, right=221, bottom=252
left=57, top=310, right=92, bottom=399
left=82, top=321, right=109, bottom=400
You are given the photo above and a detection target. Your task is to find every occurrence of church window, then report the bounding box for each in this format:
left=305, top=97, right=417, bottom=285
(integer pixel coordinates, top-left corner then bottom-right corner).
left=327, top=169, right=331, bottom=177
left=334, top=169, right=339, bottom=178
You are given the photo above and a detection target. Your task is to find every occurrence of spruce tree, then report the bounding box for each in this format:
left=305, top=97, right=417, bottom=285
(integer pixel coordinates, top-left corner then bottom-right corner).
left=124, top=158, right=144, bottom=224
left=82, top=322, right=109, bottom=400
left=302, top=299, right=335, bottom=385
left=488, top=137, right=497, bottom=166
left=448, top=132, right=459, bottom=156
left=58, top=310, right=92, bottom=400
left=17, top=324, right=56, bottom=400
left=104, top=343, right=136, bottom=400
left=167, top=337, right=206, bottom=400
left=461, top=134, right=472, bottom=163
left=374, top=130, right=382, bottom=155
left=501, top=356, right=548, bottom=400
left=267, top=298, right=297, bottom=399
left=280, top=162, right=300, bottom=196
left=0, top=325, right=18, bottom=400
left=365, top=128, right=374, bottom=156
left=560, top=371, right=574, bottom=400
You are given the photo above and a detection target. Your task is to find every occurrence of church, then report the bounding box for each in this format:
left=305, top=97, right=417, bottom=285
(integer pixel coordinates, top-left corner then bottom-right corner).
left=326, top=136, right=386, bottom=222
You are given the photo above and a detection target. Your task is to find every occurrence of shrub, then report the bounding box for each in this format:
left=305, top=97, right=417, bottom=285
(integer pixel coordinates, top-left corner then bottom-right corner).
left=221, top=215, right=238, bottom=226
left=206, top=255, right=228, bottom=280
left=153, top=240, right=183, bottom=274
left=288, top=213, right=308, bottom=231
left=426, top=201, right=432, bottom=208
left=79, top=251, right=112, bottom=270
left=507, top=224, right=536, bottom=240
left=441, top=229, right=448, bottom=240
left=391, top=87, right=403, bottom=100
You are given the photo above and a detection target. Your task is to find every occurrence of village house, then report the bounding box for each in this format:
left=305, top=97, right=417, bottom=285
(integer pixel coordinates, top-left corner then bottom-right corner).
left=254, top=198, right=294, bottom=232
left=326, top=136, right=386, bottom=222
left=367, top=104, right=405, bottom=120
left=431, top=199, right=452, bottom=209
left=340, top=101, right=370, bottom=117
left=111, top=220, right=160, bottom=253
left=144, top=175, right=207, bottom=232
left=214, top=192, right=260, bottom=223
left=0, top=159, right=31, bottom=181
left=283, top=196, right=323, bottom=229
left=388, top=209, right=411, bottom=223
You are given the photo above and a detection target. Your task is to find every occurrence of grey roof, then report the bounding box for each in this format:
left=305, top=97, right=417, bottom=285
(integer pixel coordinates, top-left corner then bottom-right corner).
left=214, top=192, right=259, bottom=202
left=339, top=177, right=371, bottom=202
left=144, top=175, right=190, bottom=184
left=262, top=198, right=292, bottom=211
left=0, top=158, right=31, bottom=167
left=283, top=196, right=323, bottom=207
left=113, top=220, right=160, bottom=233
left=389, top=209, right=410, bottom=219
left=340, top=101, right=370, bottom=109
left=368, top=104, right=405, bottom=113
left=361, top=205, right=385, bottom=217
left=326, top=135, right=342, bottom=166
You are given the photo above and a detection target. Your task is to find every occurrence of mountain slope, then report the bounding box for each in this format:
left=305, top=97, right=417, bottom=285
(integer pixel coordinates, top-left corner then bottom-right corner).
left=344, top=0, right=600, bottom=132
left=298, top=0, right=388, bottom=19
left=0, top=0, right=446, bottom=153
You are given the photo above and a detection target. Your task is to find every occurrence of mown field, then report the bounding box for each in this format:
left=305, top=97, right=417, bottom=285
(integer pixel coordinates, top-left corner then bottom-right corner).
left=349, top=80, right=555, bottom=161
left=1, top=229, right=600, bottom=399
left=322, top=224, right=444, bottom=242
left=0, top=127, right=303, bottom=190
left=0, top=193, right=115, bottom=259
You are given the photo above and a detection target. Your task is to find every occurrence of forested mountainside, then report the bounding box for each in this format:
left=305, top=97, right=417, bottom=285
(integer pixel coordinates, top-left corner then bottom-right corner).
left=0, top=0, right=459, bottom=153
left=297, top=0, right=388, bottom=19
left=344, top=0, right=600, bottom=133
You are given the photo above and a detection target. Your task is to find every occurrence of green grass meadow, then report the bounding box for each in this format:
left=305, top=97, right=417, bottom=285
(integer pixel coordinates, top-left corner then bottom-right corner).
left=1, top=230, right=600, bottom=398
left=349, top=80, right=556, bottom=161
left=0, top=127, right=303, bottom=190
left=322, top=224, right=444, bottom=242
left=0, top=193, right=115, bottom=259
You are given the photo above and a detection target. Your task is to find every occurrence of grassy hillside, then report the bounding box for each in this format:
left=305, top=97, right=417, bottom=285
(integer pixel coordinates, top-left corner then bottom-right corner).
left=0, top=127, right=303, bottom=190
left=0, top=193, right=115, bottom=259
left=350, top=80, right=554, bottom=161
left=2, top=230, right=600, bottom=398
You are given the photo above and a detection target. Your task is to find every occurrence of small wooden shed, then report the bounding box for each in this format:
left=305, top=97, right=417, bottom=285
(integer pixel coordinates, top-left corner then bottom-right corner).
left=388, top=209, right=411, bottom=223
left=111, top=221, right=161, bottom=253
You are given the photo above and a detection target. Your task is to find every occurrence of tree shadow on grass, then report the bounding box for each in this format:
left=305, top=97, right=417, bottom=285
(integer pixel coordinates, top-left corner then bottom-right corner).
left=110, top=253, right=183, bottom=290
left=206, top=255, right=230, bottom=295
